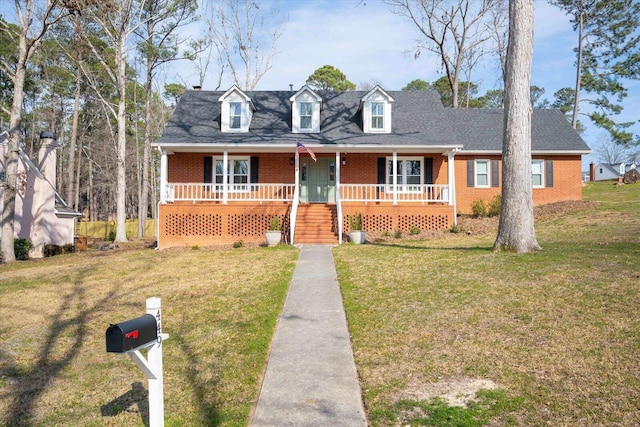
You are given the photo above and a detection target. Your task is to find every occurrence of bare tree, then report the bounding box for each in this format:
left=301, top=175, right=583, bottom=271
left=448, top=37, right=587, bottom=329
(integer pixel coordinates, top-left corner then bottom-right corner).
left=70, top=0, right=148, bottom=242
left=136, top=0, right=198, bottom=239
left=208, top=0, right=287, bottom=90
left=387, top=0, right=506, bottom=108
left=0, top=0, right=66, bottom=263
left=593, top=134, right=634, bottom=164
left=494, top=0, right=540, bottom=253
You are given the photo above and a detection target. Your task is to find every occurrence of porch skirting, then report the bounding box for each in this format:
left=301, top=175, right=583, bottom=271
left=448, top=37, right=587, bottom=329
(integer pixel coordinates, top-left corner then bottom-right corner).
left=340, top=203, right=454, bottom=234
left=157, top=201, right=455, bottom=249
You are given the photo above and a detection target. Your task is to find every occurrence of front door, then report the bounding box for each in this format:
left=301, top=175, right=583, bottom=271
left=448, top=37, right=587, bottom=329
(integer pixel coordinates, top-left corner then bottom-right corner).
left=300, top=157, right=336, bottom=203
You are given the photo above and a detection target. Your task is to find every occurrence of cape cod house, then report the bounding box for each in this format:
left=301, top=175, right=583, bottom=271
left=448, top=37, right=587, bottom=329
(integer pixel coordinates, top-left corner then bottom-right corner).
left=0, top=131, right=81, bottom=258
left=151, top=85, right=590, bottom=249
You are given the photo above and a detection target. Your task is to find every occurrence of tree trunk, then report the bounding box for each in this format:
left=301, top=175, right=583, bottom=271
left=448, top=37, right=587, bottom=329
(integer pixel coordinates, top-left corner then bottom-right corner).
left=114, top=34, right=128, bottom=242
left=571, top=2, right=583, bottom=129
left=1, top=27, right=29, bottom=263
left=67, top=65, right=82, bottom=208
left=494, top=0, right=540, bottom=254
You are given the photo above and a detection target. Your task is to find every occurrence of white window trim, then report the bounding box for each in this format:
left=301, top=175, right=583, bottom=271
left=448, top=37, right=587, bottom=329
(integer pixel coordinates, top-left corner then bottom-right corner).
left=229, top=102, right=242, bottom=129
left=532, top=160, right=544, bottom=188
left=214, top=156, right=251, bottom=192
left=299, top=102, right=313, bottom=130
left=386, top=156, right=423, bottom=193
left=475, top=159, right=490, bottom=188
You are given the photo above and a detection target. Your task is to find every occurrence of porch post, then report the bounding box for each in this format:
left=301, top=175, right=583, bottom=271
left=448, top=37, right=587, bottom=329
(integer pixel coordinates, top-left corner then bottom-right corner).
left=159, top=149, right=168, bottom=202
left=223, top=150, right=229, bottom=204
left=392, top=151, right=398, bottom=205
left=335, top=151, right=342, bottom=244
left=447, top=150, right=457, bottom=225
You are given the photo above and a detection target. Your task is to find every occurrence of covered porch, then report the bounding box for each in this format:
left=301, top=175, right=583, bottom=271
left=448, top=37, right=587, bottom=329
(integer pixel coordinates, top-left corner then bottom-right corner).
left=157, top=147, right=460, bottom=247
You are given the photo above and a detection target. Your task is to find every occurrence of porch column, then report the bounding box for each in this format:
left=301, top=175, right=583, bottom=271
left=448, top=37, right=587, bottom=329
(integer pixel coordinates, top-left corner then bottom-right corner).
left=392, top=151, right=398, bottom=205
left=159, top=149, right=168, bottom=202
left=222, top=150, right=229, bottom=204
left=447, top=150, right=458, bottom=225
left=335, top=151, right=342, bottom=244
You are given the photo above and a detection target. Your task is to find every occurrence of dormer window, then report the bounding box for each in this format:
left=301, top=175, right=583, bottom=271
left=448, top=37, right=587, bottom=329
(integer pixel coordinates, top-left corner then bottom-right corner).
left=361, top=86, right=394, bottom=134
left=290, top=86, right=322, bottom=133
left=300, top=102, right=313, bottom=129
left=218, top=85, right=255, bottom=133
left=371, top=102, right=384, bottom=129
left=229, top=102, right=242, bottom=129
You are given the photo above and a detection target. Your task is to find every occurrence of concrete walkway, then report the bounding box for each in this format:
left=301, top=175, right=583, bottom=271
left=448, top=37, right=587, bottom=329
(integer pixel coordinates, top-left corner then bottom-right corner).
left=251, top=245, right=368, bottom=427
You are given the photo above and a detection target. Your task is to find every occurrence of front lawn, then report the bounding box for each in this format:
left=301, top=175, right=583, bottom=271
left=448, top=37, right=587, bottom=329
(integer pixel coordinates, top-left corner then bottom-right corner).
left=0, top=245, right=298, bottom=426
left=334, top=181, right=640, bottom=426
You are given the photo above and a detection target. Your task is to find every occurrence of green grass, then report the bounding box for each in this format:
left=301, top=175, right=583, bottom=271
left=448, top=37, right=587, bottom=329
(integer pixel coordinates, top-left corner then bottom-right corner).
left=334, top=182, right=640, bottom=426
left=0, top=245, right=298, bottom=426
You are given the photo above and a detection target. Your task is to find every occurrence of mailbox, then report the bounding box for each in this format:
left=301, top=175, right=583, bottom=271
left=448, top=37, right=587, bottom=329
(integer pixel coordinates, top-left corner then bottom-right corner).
left=106, top=314, right=158, bottom=353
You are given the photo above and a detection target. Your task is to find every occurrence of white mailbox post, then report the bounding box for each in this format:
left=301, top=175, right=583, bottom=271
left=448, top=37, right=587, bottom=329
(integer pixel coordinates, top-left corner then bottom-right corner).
left=106, top=297, right=169, bottom=427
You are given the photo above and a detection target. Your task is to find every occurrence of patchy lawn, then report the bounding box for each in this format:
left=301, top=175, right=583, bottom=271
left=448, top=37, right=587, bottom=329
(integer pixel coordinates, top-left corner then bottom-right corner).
left=335, top=182, right=640, bottom=426
left=0, top=245, right=298, bottom=426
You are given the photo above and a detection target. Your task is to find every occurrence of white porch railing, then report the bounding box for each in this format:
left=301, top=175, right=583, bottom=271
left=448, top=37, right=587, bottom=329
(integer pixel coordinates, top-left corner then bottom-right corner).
left=164, top=183, right=450, bottom=204
left=166, top=183, right=296, bottom=202
left=340, top=184, right=450, bottom=203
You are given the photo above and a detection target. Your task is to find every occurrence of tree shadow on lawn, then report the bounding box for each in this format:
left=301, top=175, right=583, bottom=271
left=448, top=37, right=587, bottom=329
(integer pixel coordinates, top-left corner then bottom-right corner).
left=1, top=281, right=119, bottom=426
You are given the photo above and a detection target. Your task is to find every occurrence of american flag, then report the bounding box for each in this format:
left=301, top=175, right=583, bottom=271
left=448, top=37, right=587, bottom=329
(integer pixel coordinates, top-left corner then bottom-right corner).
left=297, top=141, right=317, bottom=162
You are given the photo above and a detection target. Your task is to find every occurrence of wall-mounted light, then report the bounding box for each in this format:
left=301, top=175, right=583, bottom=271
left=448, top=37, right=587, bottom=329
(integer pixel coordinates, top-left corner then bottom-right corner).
left=289, top=157, right=295, bottom=166
left=341, top=157, right=347, bottom=166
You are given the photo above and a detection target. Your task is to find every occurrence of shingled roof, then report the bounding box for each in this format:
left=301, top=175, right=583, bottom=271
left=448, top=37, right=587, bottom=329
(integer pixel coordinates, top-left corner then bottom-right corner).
left=154, top=89, right=590, bottom=154
left=447, top=108, right=590, bottom=153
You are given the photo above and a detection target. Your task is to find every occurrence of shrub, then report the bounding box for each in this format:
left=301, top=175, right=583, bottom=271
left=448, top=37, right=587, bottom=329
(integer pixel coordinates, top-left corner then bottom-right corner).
left=488, top=194, right=502, bottom=217
left=449, top=224, right=461, bottom=234
left=14, top=238, right=32, bottom=260
left=349, top=212, right=362, bottom=231
left=471, top=199, right=487, bottom=218
left=409, top=226, right=421, bottom=235
left=44, top=244, right=62, bottom=257
left=233, top=240, right=243, bottom=248
left=394, top=230, right=403, bottom=239
left=269, top=216, right=282, bottom=231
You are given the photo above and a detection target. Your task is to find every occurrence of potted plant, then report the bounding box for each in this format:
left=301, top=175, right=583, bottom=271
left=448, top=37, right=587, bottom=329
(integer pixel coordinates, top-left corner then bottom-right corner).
left=348, top=212, right=365, bottom=244
left=265, top=216, right=282, bottom=247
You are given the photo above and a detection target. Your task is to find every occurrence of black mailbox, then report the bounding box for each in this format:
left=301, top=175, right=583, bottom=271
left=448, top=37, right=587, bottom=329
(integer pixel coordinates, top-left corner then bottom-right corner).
left=106, top=314, right=158, bottom=353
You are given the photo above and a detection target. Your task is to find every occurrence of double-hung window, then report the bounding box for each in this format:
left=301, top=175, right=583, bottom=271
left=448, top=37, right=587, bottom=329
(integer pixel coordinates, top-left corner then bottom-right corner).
left=300, top=102, right=313, bottom=129
left=387, top=157, right=422, bottom=192
left=532, top=160, right=544, bottom=188
left=229, top=102, right=242, bottom=129
left=475, top=160, right=490, bottom=187
left=371, top=102, right=384, bottom=130
left=215, top=157, right=249, bottom=191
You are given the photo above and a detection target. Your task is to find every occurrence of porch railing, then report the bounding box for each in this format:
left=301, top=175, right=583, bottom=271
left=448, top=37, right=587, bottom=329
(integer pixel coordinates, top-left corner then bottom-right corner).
left=340, top=184, right=450, bottom=203
left=166, top=183, right=296, bottom=202
left=164, top=183, right=450, bottom=204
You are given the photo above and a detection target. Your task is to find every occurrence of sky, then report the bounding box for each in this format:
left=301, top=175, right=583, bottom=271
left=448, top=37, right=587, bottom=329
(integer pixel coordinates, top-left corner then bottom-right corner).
left=170, top=0, right=639, bottom=167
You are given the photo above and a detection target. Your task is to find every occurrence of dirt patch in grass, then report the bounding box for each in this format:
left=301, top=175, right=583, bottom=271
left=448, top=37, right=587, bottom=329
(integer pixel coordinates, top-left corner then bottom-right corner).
left=399, top=377, right=498, bottom=407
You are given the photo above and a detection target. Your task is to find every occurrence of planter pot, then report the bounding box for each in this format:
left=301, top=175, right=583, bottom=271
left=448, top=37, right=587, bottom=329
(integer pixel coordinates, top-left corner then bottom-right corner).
left=349, top=230, right=366, bottom=244
left=265, top=231, right=282, bottom=247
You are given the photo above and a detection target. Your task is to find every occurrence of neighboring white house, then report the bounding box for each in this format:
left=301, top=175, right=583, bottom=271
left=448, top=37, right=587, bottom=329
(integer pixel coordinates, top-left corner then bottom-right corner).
left=592, top=162, right=637, bottom=181
left=0, top=131, right=80, bottom=258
